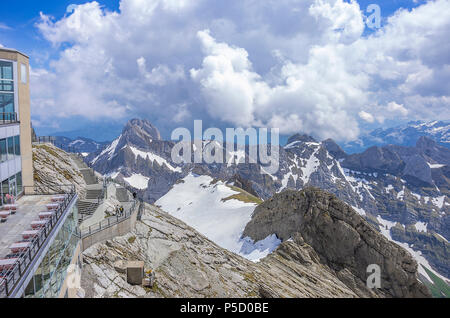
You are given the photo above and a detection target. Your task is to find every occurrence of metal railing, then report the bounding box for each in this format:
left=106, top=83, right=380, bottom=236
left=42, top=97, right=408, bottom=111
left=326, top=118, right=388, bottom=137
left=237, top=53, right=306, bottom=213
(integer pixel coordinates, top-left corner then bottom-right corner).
left=103, top=177, right=141, bottom=201
left=33, top=137, right=84, bottom=154
left=0, top=112, right=18, bottom=125
left=0, top=185, right=76, bottom=298
left=75, top=199, right=140, bottom=238
left=33, top=136, right=56, bottom=144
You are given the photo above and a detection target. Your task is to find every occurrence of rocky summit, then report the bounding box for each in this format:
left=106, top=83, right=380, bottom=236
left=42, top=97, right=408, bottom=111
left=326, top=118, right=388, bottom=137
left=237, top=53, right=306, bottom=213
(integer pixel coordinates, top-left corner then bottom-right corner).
left=243, top=188, right=431, bottom=298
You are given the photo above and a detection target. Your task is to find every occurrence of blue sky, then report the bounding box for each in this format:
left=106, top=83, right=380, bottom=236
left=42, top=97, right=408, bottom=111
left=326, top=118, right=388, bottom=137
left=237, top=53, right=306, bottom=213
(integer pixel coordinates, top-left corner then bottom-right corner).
left=1, top=0, right=448, bottom=143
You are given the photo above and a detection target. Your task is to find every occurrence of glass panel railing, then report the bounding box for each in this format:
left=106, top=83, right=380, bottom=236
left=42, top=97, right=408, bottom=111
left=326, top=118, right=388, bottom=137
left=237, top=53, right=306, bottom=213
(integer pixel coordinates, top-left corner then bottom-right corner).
left=0, top=112, right=18, bottom=124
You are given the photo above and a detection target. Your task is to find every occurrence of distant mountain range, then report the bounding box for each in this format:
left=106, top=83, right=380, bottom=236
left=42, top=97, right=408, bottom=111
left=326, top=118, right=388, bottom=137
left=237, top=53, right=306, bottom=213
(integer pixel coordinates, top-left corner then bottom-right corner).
left=343, top=121, right=450, bottom=153
left=84, top=118, right=449, bottom=283
left=53, top=136, right=109, bottom=154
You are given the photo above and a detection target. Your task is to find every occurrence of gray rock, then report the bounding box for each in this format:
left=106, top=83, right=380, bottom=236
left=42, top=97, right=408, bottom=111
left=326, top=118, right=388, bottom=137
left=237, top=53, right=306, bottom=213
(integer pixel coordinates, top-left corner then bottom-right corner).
left=242, top=188, right=431, bottom=298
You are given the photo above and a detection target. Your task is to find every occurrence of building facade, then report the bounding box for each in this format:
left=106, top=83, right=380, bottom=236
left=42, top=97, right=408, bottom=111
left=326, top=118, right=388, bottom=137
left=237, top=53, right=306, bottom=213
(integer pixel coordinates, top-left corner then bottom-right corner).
left=0, top=48, right=33, bottom=204
left=0, top=49, right=83, bottom=299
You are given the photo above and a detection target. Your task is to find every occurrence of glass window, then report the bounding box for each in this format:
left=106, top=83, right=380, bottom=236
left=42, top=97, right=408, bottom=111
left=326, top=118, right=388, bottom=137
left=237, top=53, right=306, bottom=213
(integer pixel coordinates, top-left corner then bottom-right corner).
left=0, top=93, right=14, bottom=115
left=0, top=80, right=13, bottom=92
left=0, top=138, right=6, bottom=162
left=0, top=61, right=13, bottom=80
left=14, top=135, right=20, bottom=156
left=9, top=175, right=16, bottom=197
left=16, top=172, right=22, bottom=194
left=1, top=179, right=8, bottom=205
left=21, top=63, right=27, bottom=84
left=7, top=136, right=14, bottom=160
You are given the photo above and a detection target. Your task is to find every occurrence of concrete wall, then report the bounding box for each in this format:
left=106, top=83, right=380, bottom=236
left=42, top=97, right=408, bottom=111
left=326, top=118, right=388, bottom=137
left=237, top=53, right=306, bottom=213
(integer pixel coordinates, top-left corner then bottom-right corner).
left=81, top=204, right=139, bottom=251
left=16, top=53, right=33, bottom=189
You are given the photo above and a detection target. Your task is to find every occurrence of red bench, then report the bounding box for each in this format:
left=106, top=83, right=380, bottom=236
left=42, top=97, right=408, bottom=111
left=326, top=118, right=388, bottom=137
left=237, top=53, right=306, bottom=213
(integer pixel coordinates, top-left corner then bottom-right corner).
left=0, top=211, right=9, bottom=222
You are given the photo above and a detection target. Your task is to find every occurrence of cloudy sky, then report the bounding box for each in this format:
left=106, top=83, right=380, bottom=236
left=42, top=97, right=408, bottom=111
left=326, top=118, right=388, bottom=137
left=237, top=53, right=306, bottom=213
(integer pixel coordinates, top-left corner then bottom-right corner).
left=0, top=0, right=449, bottom=142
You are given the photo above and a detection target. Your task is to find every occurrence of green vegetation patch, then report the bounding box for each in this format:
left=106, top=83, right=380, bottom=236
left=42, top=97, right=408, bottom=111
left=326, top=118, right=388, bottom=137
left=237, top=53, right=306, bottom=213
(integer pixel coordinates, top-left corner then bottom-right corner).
left=222, top=185, right=263, bottom=205
left=422, top=265, right=450, bottom=298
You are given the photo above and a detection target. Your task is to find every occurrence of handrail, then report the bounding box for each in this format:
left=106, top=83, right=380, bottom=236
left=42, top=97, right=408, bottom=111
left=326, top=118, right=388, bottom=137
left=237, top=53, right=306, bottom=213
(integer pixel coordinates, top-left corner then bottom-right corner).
left=0, top=112, right=18, bottom=125
left=33, top=136, right=56, bottom=144
left=76, top=199, right=140, bottom=239
left=0, top=185, right=76, bottom=298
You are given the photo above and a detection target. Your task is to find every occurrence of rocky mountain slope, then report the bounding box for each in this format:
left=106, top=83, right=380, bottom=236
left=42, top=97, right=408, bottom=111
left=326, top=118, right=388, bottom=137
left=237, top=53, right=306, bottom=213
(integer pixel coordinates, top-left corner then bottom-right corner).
left=243, top=188, right=431, bottom=298
left=86, top=118, right=449, bottom=280
left=343, top=120, right=450, bottom=153
left=33, top=143, right=87, bottom=198
left=81, top=202, right=429, bottom=298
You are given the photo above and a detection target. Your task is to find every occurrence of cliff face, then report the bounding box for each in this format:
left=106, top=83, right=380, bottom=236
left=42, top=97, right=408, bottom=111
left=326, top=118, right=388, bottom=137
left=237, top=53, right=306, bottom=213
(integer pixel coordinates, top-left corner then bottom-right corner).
left=80, top=204, right=359, bottom=298
left=32, top=144, right=87, bottom=198
left=242, top=188, right=431, bottom=298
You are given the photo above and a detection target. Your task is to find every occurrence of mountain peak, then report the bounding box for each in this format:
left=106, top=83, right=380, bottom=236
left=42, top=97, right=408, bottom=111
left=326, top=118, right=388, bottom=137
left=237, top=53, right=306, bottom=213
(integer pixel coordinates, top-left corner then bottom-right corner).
left=322, top=138, right=347, bottom=159
left=286, top=133, right=317, bottom=145
left=122, top=118, right=161, bottom=145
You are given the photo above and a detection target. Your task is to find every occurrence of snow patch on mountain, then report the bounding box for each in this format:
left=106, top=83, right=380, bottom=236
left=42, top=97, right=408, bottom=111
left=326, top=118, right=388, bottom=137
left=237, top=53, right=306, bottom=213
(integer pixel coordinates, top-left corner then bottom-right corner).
left=377, top=215, right=448, bottom=283
left=124, top=174, right=150, bottom=190
left=299, top=147, right=320, bottom=184
left=377, top=215, right=397, bottom=240
left=428, top=163, right=446, bottom=169
left=414, top=221, right=428, bottom=233
left=91, top=135, right=121, bottom=164
left=129, top=146, right=182, bottom=172
left=156, top=174, right=279, bottom=261
left=432, top=196, right=445, bottom=209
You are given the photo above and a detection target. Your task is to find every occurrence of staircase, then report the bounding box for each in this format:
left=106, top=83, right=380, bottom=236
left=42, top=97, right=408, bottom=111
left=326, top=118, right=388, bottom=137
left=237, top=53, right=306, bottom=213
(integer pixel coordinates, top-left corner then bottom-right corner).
left=85, top=186, right=104, bottom=200
left=77, top=199, right=99, bottom=224
left=80, top=168, right=98, bottom=185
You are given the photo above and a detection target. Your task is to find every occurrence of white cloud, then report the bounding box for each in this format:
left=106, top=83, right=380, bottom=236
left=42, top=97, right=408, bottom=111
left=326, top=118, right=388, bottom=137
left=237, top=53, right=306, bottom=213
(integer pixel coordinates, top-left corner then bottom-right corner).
left=31, top=0, right=450, bottom=140
left=137, top=57, right=185, bottom=86
left=309, top=0, right=364, bottom=44
left=359, top=111, right=375, bottom=123
left=386, top=101, right=408, bottom=116
left=0, top=22, right=11, bottom=30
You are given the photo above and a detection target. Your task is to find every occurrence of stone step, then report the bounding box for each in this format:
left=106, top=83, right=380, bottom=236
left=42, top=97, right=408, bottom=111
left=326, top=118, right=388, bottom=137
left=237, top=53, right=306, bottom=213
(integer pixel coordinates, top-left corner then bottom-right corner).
left=80, top=168, right=98, bottom=185
left=77, top=200, right=99, bottom=217
left=86, top=189, right=103, bottom=200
